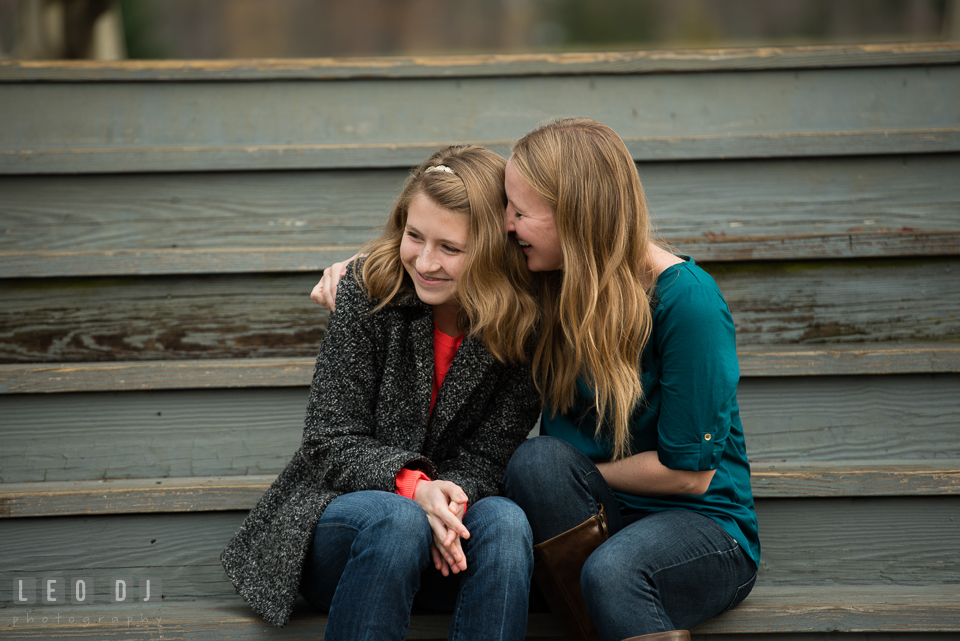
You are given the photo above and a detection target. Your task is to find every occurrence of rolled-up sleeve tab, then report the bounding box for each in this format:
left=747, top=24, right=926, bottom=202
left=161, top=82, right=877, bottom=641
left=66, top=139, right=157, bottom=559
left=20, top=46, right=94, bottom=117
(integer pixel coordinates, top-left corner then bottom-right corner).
left=699, top=431, right=724, bottom=470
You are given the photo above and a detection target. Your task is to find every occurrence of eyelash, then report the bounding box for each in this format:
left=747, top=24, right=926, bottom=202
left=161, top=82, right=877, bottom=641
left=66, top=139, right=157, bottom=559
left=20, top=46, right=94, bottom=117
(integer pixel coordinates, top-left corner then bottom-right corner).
left=406, top=231, right=461, bottom=254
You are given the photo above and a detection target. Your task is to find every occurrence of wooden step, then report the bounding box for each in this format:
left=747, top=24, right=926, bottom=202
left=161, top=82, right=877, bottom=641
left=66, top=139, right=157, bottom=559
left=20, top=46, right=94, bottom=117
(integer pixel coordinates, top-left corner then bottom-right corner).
left=3, top=155, right=958, bottom=278
left=3, top=464, right=959, bottom=519
left=2, top=498, right=957, bottom=598
left=3, top=343, right=958, bottom=394
left=3, top=372, right=957, bottom=483
left=3, top=259, right=958, bottom=363
left=0, top=585, right=957, bottom=639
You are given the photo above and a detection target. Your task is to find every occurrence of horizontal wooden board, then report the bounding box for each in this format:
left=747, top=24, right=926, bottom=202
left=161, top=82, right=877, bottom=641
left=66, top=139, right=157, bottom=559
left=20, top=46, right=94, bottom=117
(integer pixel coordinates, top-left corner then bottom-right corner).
left=0, top=591, right=958, bottom=639
left=2, top=343, right=958, bottom=395
left=3, top=464, right=958, bottom=518
left=707, top=258, right=960, bottom=346
left=0, top=388, right=307, bottom=483
left=3, top=230, right=959, bottom=278
left=0, top=274, right=328, bottom=363
left=2, top=258, right=957, bottom=363
left=2, top=154, right=959, bottom=276
left=1, top=375, right=957, bottom=483
left=742, top=374, right=960, bottom=463
left=3, top=42, right=960, bottom=82
left=1, top=498, right=957, bottom=600
left=3, top=65, right=959, bottom=173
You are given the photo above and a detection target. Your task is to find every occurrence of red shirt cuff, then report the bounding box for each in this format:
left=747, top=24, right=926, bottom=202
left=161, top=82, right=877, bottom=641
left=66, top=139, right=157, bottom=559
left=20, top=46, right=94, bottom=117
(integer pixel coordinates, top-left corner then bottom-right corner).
left=395, top=468, right=431, bottom=500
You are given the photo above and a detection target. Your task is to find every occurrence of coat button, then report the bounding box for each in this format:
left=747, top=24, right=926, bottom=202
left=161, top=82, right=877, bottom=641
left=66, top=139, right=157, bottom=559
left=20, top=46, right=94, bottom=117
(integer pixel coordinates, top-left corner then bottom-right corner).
left=704, top=434, right=712, bottom=441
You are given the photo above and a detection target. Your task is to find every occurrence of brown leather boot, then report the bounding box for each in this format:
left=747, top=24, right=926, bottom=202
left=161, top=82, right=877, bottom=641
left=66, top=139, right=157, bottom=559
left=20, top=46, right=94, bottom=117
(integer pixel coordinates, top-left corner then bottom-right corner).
left=532, top=504, right=610, bottom=641
left=621, top=632, right=691, bottom=641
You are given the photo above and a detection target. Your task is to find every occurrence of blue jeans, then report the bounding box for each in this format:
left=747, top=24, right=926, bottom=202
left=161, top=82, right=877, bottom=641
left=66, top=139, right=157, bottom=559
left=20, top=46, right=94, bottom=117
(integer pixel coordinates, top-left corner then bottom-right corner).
left=503, top=436, right=757, bottom=640
left=300, top=490, right=533, bottom=641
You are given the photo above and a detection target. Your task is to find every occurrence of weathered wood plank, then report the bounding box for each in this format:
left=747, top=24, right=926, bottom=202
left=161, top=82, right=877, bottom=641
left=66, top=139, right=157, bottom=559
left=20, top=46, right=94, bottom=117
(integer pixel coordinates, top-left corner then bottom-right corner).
left=2, top=259, right=956, bottom=363
left=1, top=375, right=956, bottom=483
left=4, top=155, right=958, bottom=254
left=3, top=231, right=958, bottom=278
left=2, top=343, right=957, bottom=395
left=0, top=388, right=307, bottom=483
left=754, top=497, right=960, bottom=584
left=0, top=359, right=316, bottom=394
left=749, top=463, right=960, bottom=498
left=0, top=274, right=328, bottom=363
left=6, top=231, right=959, bottom=280
left=3, top=65, right=958, bottom=173
left=737, top=343, right=960, bottom=377
left=1, top=499, right=957, bottom=598
left=0, top=590, right=958, bottom=639
left=741, top=374, right=960, bottom=463
left=707, top=258, right=960, bottom=346
left=3, top=42, right=960, bottom=82
left=3, top=464, right=957, bottom=518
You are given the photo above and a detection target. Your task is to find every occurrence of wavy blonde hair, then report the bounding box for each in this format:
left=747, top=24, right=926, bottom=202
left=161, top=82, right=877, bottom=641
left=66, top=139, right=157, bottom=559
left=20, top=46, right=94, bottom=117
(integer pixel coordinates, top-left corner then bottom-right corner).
left=512, top=118, right=654, bottom=459
left=359, top=145, right=539, bottom=364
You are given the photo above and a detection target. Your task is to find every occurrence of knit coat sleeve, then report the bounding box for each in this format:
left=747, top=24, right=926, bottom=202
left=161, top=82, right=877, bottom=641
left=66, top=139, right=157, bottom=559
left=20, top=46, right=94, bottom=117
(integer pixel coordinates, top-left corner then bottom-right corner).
left=299, top=267, right=435, bottom=492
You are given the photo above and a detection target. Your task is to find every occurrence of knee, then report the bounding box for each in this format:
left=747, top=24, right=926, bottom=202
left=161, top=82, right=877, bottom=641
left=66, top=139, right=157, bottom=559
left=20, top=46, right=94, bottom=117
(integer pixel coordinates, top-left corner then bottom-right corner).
left=581, top=545, right=639, bottom=604
left=466, top=498, right=533, bottom=570
left=504, top=437, right=578, bottom=501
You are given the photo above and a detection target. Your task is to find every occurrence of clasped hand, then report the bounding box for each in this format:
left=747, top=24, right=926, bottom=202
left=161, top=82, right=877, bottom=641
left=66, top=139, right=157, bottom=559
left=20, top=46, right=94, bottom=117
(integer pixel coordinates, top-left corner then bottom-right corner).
left=413, top=479, right=469, bottom=577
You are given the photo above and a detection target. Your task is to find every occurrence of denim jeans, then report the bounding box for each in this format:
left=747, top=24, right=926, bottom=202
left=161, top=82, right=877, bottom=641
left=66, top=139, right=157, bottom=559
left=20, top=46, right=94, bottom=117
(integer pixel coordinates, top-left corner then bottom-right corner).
left=503, top=436, right=757, bottom=640
left=300, top=490, right=533, bottom=641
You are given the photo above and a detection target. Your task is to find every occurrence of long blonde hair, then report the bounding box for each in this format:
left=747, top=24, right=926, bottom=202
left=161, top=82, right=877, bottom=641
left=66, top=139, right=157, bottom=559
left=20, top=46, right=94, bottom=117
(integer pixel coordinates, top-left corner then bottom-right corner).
left=359, top=145, right=539, bottom=364
left=512, top=118, right=653, bottom=459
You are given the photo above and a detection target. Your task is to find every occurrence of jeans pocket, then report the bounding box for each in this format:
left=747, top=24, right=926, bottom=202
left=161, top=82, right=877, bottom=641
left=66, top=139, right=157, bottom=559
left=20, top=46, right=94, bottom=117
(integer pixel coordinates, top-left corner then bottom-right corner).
left=722, top=571, right=757, bottom=614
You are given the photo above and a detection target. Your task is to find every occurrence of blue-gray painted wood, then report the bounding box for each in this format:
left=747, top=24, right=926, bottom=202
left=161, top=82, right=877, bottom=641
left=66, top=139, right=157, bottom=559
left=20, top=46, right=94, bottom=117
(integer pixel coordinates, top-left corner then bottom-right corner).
left=2, top=344, right=957, bottom=395
left=2, top=43, right=959, bottom=82
left=1, top=375, right=956, bottom=483
left=1, top=497, right=957, bottom=602
left=2, top=155, right=958, bottom=277
left=2, top=259, right=956, bottom=363
left=3, top=65, right=958, bottom=173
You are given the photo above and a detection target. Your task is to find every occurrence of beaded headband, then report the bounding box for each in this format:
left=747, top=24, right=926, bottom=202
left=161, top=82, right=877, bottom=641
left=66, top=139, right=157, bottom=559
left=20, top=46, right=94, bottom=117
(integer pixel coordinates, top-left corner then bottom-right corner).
left=425, top=165, right=455, bottom=175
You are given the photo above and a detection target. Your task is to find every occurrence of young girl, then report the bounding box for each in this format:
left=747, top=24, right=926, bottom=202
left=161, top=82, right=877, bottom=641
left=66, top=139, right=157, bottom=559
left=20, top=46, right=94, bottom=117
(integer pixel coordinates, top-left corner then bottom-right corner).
left=221, top=145, right=542, bottom=641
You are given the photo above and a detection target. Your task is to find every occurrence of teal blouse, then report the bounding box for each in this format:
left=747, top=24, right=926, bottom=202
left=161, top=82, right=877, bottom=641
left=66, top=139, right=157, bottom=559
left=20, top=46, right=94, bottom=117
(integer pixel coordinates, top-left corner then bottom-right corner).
left=541, top=256, right=761, bottom=567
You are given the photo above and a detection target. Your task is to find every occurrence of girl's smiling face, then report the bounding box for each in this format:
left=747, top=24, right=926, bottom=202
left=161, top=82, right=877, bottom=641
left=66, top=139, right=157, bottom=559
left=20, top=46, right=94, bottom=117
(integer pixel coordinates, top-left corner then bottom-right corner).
left=400, top=191, right=469, bottom=320
left=504, top=156, right=564, bottom=272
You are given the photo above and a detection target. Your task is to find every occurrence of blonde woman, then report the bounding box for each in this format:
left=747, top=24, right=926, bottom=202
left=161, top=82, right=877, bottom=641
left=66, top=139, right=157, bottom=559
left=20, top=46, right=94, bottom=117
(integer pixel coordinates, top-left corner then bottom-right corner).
left=223, top=145, right=541, bottom=641
left=500, top=119, right=759, bottom=641
left=313, top=120, right=760, bottom=641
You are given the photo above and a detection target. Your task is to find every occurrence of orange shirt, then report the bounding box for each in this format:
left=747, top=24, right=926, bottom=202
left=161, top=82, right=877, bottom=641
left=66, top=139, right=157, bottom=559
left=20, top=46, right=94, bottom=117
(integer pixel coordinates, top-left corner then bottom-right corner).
left=395, top=322, right=464, bottom=500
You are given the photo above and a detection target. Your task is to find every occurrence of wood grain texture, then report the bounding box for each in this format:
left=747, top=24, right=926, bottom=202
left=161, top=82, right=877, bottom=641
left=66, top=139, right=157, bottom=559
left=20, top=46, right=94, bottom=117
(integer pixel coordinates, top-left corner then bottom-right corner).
left=3, top=65, right=958, bottom=173
left=1, top=499, right=957, bottom=598
left=2, top=258, right=956, bottom=363
left=0, top=274, right=328, bottom=363
left=2, top=463, right=957, bottom=518
left=2, top=154, right=958, bottom=276
left=754, top=497, right=960, bottom=584
left=0, top=590, right=957, bottom=638
left=2, top=231, right=958, bottom=278
left=1, top=375, right=956, bottom=483
left=2, top=42, right=959, bottom=81
left=0, top=388, right=307, bottom=483
left=707, top=258, right=960, bottom=346
left=2, top=343, right=957, bottom=394
left=739, top=374, right=960, bottom=463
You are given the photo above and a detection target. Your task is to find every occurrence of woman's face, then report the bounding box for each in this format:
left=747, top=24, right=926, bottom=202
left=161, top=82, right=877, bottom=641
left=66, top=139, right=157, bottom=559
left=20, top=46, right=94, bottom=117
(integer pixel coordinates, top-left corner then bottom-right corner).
left=400, top=191, right=469, bottom=314
left=504, top=157, right=563, bottom=272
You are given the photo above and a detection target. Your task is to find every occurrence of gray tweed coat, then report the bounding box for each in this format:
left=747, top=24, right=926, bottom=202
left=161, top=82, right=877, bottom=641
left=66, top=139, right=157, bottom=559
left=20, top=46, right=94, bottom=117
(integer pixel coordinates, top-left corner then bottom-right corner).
left=220, top=261, right=542, bottom=627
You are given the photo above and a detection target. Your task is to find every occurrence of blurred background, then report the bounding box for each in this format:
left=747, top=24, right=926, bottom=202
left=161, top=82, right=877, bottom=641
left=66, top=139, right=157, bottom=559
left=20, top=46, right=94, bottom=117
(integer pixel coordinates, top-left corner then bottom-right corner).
left=0, top=0, right=958, bottom=60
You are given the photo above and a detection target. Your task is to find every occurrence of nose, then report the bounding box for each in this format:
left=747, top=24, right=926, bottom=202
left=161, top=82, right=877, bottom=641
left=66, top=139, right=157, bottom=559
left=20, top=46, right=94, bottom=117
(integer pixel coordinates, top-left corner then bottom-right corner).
left=416, top=245, right=440, bottom=273
left=504, top=205, right=515, bottom=232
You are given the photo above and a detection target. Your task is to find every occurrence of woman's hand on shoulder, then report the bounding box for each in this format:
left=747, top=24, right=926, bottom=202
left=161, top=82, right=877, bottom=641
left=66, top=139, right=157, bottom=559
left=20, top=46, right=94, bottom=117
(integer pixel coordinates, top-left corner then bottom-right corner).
left=413, top=479, right=470, bottom=575
left=310, top=256, right=358, bottom=312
